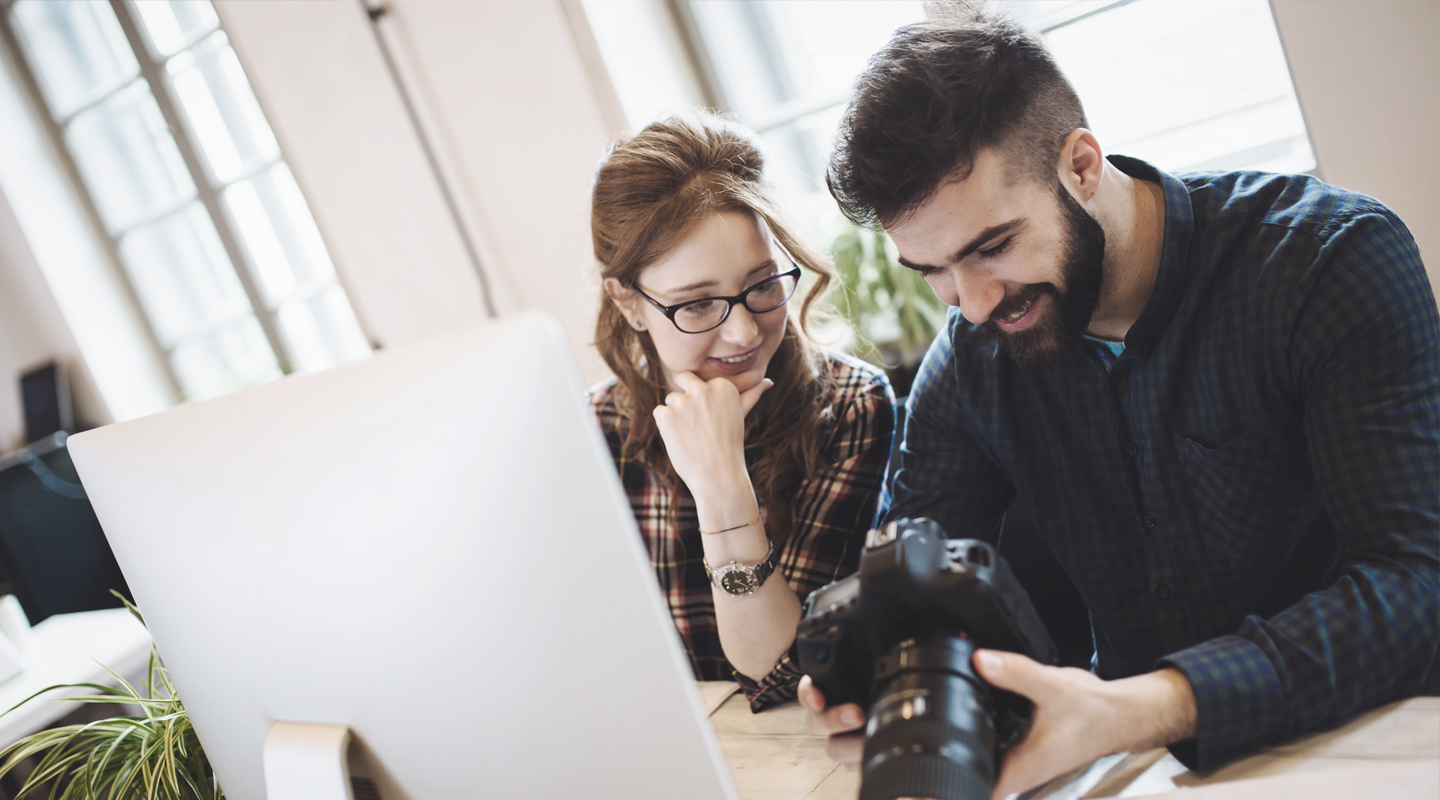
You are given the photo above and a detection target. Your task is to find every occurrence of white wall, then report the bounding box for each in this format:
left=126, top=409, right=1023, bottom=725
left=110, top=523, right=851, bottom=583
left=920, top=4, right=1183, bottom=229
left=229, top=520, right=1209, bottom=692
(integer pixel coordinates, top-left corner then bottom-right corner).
left=215, top=0, right=622, bottom=383
left=0, top=190, right=105, bottom=451
left=1273, top=0, right=1440, bottom=299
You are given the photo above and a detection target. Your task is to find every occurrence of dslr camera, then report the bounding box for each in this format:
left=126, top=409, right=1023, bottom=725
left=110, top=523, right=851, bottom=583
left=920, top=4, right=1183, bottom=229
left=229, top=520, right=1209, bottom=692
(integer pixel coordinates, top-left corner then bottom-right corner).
left=796, top=518, right=1058, bottom=800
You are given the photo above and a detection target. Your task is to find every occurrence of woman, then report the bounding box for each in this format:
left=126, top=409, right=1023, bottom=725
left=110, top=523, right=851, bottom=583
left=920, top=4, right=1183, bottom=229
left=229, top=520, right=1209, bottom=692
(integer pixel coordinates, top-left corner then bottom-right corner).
left=589, top=113, right=895, bottom=711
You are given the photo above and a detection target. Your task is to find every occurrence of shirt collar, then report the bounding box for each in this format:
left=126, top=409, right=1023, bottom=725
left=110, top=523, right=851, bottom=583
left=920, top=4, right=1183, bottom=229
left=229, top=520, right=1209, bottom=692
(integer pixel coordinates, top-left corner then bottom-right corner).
left=1104, top=154, right=1193, bottom=362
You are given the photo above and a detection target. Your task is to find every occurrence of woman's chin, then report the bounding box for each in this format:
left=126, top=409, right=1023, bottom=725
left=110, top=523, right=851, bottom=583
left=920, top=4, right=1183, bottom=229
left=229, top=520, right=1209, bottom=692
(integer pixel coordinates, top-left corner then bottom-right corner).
left=724, top=373, right=766, bottom=394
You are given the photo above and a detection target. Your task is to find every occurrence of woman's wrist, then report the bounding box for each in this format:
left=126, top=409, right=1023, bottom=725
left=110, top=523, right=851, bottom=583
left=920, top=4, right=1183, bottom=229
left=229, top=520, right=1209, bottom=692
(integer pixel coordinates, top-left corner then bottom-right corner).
left=691, top=471, right=758, bottom=529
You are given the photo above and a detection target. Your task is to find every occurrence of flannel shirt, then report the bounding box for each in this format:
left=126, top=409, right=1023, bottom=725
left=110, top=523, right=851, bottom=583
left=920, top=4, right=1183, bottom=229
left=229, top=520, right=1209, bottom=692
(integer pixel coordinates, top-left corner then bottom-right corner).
left=590, top=352, right=894, bottom=711
left=888, top=155, right=1439, bottom=770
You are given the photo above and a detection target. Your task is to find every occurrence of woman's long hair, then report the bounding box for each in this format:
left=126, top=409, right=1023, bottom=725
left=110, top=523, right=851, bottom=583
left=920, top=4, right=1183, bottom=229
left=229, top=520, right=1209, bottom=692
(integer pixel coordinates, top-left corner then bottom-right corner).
left=592, top=113, right=837, bottom=542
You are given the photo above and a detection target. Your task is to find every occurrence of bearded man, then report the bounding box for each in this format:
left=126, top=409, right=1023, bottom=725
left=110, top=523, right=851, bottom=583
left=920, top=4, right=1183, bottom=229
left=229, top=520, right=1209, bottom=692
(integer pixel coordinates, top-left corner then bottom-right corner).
left=800, top=5, right=1439, bottom=797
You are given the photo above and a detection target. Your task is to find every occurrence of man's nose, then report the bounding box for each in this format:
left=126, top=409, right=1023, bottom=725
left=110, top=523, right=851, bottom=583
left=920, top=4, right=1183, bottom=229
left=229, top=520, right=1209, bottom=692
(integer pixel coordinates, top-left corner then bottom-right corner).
left=719, top=303, right=760, bottom=344
left=939, top=267, right=1005, bottom=325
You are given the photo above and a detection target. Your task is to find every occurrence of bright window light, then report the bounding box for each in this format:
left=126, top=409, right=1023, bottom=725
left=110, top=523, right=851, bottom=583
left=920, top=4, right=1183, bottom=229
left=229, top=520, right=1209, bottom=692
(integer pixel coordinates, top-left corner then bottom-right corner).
left=6, top=0, right=371, bottom=402
left=590, top=0, right=1317, bottom=209
left=1018, top=0, right=1315, bottom=173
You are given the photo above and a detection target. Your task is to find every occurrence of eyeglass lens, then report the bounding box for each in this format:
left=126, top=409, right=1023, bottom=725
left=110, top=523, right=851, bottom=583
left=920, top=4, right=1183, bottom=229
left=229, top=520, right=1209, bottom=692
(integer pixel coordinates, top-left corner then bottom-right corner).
left=673, top=271, right=799, bottom=333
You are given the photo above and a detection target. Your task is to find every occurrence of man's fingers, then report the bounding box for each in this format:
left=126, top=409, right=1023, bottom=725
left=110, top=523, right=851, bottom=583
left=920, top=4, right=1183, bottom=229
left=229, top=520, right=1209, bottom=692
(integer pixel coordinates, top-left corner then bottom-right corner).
left=797, top=675, right=825, bottom=712
left=738, top=378, right=774, bottom=416
left=825, top=732, right=864, bottom=772
left=805, top=702, right=865, bottom=736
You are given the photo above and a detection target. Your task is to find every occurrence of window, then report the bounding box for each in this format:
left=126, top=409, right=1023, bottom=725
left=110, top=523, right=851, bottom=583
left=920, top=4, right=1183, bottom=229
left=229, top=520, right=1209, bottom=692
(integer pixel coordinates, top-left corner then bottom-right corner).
left=2, top=0, right=370, bottom=402
left=1007, top=0, right=1315, bottom=174
left=667, top=0, right=1314, bottom=205
left=680, top=0, right=925, bottom=199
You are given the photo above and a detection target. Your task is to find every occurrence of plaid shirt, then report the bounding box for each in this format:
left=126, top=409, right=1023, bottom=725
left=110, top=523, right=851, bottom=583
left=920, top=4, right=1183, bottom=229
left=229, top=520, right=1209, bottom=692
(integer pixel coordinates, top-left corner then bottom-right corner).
left=889, top=156, right=1439, bottom=771
left=591, top=352, right=894, bottom=711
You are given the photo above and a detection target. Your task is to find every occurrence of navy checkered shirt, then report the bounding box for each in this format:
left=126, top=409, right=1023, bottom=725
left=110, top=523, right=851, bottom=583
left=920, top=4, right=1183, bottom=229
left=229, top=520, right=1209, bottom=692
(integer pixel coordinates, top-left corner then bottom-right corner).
left=886, top=155, right=1439, bottom=771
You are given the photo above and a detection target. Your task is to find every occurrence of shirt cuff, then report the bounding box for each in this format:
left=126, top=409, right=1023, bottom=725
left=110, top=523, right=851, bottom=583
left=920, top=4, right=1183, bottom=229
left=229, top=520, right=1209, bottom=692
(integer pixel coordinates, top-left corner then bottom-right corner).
left=734, top=648, right=806, bottom=713
left=1158, top=634, right=1286, bottom=772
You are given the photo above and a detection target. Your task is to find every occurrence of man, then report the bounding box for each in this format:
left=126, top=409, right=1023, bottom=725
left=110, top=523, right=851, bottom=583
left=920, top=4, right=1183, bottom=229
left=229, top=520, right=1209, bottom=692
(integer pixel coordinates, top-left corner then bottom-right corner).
left=799, top=5, right=1439, bottom=798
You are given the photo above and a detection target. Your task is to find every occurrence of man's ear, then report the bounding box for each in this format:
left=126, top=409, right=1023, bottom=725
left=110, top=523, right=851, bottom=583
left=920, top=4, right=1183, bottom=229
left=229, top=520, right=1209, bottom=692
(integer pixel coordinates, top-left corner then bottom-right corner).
left=604, top=277, right=644, bottom=329
left=1057, top=128, right=1104, bottom=204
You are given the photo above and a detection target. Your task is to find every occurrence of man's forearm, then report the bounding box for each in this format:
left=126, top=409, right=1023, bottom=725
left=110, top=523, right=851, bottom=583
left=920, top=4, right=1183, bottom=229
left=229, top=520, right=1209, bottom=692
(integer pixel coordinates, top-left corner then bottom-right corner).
left=1110, top=667, right=1198, bottom=752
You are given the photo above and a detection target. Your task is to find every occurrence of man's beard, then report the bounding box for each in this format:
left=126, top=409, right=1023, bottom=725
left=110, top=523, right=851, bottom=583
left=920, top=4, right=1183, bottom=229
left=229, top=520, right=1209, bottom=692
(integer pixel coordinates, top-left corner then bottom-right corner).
left=982, top=183, right=1106, bottom=365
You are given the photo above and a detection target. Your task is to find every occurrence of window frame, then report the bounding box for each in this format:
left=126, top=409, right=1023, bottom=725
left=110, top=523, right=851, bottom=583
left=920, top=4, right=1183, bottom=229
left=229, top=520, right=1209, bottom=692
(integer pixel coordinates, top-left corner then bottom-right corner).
left=0, top=0, right=367, bottom=401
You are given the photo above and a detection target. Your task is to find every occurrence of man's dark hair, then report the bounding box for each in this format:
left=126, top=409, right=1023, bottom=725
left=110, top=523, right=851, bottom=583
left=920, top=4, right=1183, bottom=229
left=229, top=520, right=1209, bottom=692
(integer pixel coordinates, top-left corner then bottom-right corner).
left=828, top=1, right=1089, bottom=229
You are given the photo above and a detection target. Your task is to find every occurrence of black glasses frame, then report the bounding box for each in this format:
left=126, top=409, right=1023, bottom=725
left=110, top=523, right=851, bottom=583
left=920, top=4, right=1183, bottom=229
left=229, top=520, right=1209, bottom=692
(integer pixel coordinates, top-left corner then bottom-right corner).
left=632, top=262, right=803, bottom=334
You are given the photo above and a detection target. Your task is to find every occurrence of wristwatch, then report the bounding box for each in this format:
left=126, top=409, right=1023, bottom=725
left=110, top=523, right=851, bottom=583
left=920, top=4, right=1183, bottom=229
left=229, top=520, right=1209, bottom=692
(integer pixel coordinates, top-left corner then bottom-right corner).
left=703, top=541, right=779, bottom=596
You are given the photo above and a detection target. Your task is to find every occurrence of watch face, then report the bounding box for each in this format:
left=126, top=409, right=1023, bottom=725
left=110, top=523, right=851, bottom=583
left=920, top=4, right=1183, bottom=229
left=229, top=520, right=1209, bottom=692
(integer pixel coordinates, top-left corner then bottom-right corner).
left=719, top=568, right=756, bottom=595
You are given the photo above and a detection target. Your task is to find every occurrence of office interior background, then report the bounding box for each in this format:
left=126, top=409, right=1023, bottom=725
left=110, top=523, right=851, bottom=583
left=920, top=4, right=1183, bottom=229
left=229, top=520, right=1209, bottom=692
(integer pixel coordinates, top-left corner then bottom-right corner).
left=0, top=0, right=1436, bottom=454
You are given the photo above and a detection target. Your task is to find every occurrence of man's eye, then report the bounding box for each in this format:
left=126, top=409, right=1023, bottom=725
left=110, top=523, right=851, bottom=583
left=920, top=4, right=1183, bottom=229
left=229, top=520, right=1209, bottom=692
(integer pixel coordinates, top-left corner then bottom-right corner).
left=917, top=266, right=943, bottom=277
left=978, top=237, right=1013, bottom=259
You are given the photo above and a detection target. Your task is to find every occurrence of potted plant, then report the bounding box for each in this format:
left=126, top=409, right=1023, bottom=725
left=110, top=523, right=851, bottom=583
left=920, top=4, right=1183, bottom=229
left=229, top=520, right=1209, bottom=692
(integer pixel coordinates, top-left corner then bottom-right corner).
left=0, top=600, right=221, bottom=799
left=827, top=220, right=949, bottom=396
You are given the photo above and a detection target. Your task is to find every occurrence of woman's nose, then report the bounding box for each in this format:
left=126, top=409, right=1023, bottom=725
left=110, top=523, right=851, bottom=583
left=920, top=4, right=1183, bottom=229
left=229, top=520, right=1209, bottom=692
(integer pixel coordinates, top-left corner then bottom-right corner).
left=719, top=303, right=760, bottom=344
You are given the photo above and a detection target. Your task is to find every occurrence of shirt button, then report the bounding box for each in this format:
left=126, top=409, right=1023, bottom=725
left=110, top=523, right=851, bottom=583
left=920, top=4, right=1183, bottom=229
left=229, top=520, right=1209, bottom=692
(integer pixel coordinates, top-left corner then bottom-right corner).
left=1125, top=442, right=1140, bottom=457
left=1143, top=515, right=1156, bottom=530
left=1156, top=583, right=1172, bottom=599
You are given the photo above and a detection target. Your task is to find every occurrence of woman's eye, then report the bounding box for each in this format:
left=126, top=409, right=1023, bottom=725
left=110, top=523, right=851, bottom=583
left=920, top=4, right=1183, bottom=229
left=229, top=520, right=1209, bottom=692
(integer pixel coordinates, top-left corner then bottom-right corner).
left=978, top=237, right=1013, bottom=259
left=679, top=300, right=717, bottom=317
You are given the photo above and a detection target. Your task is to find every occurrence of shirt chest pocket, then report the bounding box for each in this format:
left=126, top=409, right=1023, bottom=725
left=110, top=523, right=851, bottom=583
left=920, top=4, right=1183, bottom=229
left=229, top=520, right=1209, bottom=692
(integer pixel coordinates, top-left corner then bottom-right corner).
left=1174, top=424, right=1319, bottom=565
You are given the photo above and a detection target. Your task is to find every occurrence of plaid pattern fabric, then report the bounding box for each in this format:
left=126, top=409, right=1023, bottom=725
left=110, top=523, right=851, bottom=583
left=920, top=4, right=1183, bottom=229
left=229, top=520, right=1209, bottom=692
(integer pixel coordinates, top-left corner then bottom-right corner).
left=591, top=352, right=895, bottom=711
left=888, top=155, right=1439, bottom=771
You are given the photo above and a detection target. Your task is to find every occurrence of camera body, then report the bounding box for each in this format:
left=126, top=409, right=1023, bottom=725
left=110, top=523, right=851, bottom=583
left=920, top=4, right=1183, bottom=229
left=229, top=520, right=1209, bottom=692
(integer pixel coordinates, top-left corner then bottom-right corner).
left=796, top=518, right=1059, bottom=800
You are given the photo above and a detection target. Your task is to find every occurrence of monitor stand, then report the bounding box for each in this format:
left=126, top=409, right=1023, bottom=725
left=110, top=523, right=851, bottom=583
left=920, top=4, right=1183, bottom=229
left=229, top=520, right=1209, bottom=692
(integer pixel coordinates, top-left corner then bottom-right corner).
left=264, top=721, right=355, bottom=800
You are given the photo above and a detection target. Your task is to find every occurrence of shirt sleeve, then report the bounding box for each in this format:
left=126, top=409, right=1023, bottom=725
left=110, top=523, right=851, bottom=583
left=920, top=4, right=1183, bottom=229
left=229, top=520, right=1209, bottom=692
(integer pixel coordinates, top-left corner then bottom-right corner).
left=1159, top=211, right=1440, bottom=770
left=884, top=312, right=1014, bottom=541
left=739, top=363, right=897, bottom=712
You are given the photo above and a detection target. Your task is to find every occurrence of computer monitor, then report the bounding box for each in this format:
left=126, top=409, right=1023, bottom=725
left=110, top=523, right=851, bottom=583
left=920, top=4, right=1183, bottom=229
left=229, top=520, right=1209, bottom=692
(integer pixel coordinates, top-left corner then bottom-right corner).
left=0, top=432, right=131, bottom=626
left=67, top=311, right=737, bottom=800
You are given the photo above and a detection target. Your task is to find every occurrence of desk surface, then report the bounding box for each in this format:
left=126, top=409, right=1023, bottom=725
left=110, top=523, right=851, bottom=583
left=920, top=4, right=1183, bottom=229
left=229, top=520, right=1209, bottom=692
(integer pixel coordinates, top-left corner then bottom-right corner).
left=705, top=684, right=1439, bottom=799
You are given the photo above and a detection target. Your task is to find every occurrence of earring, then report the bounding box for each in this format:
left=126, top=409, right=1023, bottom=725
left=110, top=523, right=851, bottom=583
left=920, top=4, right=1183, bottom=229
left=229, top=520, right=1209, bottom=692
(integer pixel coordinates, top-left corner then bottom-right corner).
left=631, top=319, right=645, bottom=331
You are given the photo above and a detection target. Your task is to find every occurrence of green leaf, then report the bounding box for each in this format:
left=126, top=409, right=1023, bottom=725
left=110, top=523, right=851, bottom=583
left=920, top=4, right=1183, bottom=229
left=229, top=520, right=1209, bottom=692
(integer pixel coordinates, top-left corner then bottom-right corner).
left=0, top=620, right=222, bottom=798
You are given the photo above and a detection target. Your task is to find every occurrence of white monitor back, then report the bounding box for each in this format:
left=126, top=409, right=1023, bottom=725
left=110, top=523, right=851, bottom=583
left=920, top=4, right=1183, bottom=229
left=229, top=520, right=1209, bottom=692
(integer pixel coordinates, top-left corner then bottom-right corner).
left=68, top=311, right=736, bottom=800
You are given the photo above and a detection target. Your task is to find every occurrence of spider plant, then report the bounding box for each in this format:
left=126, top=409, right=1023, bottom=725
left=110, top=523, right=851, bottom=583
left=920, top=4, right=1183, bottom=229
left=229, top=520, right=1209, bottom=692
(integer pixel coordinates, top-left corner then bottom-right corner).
left=828, top=221, right=949, bottom=395
left=0, top=599, right=221, bottom=800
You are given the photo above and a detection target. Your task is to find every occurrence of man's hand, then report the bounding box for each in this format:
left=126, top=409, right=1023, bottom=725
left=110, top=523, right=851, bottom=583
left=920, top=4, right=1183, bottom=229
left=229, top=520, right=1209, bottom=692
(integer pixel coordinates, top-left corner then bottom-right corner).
left=973, top=649, right=1198, bottom=799
left=798, top=655, right=1198, bottom=800
left=797, top=675, right=866, bottom=770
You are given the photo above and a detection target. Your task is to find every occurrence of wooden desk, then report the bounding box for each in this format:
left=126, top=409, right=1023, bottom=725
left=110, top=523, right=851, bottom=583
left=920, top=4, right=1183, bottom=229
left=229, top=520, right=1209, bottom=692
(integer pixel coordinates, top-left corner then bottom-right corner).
left=705, top=684, right=1439, bottom=799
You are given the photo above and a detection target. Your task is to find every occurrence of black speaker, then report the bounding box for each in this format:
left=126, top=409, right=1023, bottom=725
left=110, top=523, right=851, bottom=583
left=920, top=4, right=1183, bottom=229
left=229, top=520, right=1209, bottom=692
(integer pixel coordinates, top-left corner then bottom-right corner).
left=20, top=361, right=73, bottom=445
left=0, top=432, right=130, bottom=626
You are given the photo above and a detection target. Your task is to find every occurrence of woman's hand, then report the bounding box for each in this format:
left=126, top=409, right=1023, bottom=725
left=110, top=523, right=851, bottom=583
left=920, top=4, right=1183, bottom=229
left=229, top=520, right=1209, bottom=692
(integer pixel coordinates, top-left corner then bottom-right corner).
left=652, top=372, right=772, bottom=514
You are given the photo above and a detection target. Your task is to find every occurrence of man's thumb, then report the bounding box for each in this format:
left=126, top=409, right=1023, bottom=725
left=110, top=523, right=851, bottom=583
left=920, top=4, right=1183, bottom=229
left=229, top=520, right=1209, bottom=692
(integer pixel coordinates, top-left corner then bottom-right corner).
left=973, top=649, right=1039, bottom=697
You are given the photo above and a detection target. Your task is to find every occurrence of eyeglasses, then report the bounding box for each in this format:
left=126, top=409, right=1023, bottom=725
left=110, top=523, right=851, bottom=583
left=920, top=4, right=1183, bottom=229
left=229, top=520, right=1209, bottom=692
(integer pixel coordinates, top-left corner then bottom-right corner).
left=632, top=256, right=803, bottom=335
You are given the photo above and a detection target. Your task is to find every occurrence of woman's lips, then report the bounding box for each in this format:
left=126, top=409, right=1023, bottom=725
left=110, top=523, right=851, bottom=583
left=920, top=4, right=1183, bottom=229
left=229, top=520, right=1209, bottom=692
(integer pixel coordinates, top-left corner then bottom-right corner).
left=708, top=346, right=761, bottom=375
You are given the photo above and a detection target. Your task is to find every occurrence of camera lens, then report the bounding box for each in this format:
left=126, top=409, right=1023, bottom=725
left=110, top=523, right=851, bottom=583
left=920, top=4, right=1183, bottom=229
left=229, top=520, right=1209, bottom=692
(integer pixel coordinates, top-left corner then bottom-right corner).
left=858, top=636, right=995, bottom=800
